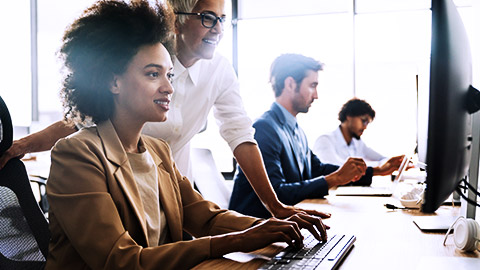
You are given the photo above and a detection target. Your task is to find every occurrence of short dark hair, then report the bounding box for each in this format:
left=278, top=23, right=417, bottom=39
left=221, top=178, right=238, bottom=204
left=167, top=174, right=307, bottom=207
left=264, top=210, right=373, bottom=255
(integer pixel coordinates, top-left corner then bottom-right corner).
left=60, top=0, right=175, bottom=124
left=269, top=54, right=324, bottom=97
left=338, top=98, right=376, bottom=122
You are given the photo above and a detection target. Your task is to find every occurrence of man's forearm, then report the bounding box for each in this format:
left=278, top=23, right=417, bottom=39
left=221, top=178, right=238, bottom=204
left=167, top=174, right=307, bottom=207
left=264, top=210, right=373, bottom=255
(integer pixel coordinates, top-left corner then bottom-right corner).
left=233, top=142, right=283, bottom=215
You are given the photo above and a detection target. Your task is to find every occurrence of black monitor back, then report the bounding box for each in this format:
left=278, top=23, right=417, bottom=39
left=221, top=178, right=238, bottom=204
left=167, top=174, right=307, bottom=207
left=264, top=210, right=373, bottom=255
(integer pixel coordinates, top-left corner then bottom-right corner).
left=422, top=0, right=473, bottom=213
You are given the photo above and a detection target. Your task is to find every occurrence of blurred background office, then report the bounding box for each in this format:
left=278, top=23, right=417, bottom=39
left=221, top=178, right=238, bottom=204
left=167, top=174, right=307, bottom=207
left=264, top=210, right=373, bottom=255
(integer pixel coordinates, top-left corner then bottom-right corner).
left=0, top=0, right=479, bottom=174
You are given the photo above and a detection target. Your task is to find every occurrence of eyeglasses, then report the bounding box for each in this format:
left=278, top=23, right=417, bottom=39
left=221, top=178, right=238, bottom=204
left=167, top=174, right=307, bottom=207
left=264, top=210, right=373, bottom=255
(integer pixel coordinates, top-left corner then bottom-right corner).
left=359, top=117, right=372, bottom=126
left=175, top=11, right=226, bottom=29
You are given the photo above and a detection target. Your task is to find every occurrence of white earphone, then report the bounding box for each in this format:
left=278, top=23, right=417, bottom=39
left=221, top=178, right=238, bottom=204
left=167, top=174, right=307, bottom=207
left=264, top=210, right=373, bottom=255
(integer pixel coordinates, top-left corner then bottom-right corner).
left=443, top=216, right=480, bottom=252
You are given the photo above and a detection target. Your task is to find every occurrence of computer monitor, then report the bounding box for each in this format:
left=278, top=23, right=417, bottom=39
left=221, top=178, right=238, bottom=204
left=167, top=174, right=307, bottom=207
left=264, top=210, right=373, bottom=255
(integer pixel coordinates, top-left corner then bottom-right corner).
left=418, top=0, right=480, bottom=213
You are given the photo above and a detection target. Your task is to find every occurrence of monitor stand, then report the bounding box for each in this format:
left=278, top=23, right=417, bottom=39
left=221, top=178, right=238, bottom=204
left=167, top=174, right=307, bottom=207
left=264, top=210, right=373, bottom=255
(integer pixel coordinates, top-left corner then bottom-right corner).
left=442, top=192, right=461, bottom=206
left=465, top=111, right=480, bottom=220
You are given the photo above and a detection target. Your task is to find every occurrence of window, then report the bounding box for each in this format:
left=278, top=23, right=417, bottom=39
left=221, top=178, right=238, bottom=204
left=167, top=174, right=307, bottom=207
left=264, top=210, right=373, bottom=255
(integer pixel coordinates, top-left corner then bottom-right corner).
left=0, top=0, right=32, bottom=127
left=36, top=0, right=98, bottom=127
left=2, top=0, right=479, bottom=173
left=194, top=0, right=479, bottom=171
left=237, top=13, right=354, bottom=144
left=354, top=10, right=431, bottom=155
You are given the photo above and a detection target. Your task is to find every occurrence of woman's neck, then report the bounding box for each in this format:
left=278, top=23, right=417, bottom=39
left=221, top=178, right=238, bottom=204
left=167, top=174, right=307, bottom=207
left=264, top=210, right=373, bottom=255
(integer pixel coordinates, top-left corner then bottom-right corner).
left=110, top=114, right=144, bottom=153
left=340, top=124, right=353, bottom=145
left=176, top=42, right=200, bottom=68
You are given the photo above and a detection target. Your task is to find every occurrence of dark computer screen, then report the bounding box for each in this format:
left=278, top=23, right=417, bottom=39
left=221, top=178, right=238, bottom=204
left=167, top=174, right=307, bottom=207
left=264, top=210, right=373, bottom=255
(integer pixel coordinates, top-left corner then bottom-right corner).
left=419, top=0, right=479, bottom=213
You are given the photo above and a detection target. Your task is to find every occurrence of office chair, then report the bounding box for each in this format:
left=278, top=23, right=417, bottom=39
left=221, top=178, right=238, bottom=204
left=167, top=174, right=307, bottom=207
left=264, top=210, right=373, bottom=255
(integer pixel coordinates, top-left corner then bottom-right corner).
left=0, top=96, right=13, bottom=155
left=0, top=95, right=50, bottom=269
left=191, top=148, right=232, bottom=209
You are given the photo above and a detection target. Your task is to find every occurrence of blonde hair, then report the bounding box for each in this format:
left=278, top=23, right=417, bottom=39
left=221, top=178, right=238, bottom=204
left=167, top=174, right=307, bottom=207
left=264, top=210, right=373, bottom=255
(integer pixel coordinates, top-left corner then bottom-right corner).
left=167, top=0, right=199, bottom=24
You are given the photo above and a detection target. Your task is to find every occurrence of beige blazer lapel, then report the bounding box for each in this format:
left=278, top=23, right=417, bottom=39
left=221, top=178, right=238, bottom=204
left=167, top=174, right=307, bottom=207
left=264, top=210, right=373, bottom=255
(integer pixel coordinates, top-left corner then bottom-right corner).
left=144, top=140, right=183, bottom=242
left=96, top=121, right=149, bottom=245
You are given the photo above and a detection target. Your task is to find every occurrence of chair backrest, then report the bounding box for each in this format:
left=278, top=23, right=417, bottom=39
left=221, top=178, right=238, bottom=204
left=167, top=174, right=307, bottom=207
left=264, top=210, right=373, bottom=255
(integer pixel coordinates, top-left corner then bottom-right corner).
left=0, top=95, right=13, bottom=155
left=0, top=95, right=49, bottom=269
left=190, top=148, right=232, bottom=209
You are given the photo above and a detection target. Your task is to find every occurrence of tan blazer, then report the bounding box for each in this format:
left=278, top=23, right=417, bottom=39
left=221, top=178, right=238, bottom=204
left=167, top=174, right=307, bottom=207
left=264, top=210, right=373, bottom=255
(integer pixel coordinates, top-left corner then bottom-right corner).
left=46, top=120, right=259, bottom=270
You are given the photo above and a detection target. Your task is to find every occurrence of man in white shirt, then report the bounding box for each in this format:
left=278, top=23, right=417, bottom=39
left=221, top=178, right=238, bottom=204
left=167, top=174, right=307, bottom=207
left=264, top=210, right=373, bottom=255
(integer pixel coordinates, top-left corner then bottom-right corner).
left=313, top=98, right=404, bottom=168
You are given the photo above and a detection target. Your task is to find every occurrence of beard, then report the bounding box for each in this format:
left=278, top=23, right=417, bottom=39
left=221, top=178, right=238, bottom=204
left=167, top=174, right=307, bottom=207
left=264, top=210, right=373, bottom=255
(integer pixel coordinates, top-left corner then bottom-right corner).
left=297, top=106, right=310, bottom=114
left=351, top=131, right=361, bottom=140
left=292, top=85, right=314, bottom=114
left=294, top=99, right=314, bottom=114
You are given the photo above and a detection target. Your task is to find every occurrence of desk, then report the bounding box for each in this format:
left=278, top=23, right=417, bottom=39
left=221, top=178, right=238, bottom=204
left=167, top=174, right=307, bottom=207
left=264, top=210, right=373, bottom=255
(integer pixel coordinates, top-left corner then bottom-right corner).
left=23, top=152, right=51, bottom=179
left=194, top=192, right=480, bottom=269
left=18, top=157, right=480, bottom=269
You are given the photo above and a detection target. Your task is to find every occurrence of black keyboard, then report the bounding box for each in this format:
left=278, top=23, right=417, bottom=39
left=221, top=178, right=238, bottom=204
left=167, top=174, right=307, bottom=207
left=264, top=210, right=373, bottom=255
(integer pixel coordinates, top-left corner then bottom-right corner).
left=259, top=231, right=356, bottom=270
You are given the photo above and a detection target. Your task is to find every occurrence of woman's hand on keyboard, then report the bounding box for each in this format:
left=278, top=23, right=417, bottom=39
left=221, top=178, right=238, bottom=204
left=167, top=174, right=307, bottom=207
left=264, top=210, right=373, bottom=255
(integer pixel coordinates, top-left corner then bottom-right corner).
left=269, top=205, right=329, bottom=243
left=285, top=212, right=328, bottom=242
left=210, top=218, right=304, bottom=257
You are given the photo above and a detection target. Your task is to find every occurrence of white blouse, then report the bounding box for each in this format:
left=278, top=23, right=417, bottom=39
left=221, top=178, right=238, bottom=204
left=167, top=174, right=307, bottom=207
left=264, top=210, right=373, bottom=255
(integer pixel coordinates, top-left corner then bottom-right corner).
left=142, top=53, right=255, bottom=180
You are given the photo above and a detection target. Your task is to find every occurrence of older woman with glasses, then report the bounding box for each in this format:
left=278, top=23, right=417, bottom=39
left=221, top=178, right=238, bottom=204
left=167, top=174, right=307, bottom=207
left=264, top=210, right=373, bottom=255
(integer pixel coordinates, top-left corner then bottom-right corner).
left=144, top=0, right=331, bottom=222
left=0, top=0, right=329, bottom=227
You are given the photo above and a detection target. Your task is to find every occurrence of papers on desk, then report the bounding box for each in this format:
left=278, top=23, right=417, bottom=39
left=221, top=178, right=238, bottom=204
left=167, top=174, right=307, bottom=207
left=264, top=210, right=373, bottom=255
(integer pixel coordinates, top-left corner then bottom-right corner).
left=223, top=252, right=271, bottom=263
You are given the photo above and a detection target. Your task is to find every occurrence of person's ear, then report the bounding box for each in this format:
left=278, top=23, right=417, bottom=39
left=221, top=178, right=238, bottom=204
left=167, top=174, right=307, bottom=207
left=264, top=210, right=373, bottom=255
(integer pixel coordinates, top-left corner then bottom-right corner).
left=174, top=20, right=182, bottom=35
left=110, top=75, right=121, bottom=95
left=284, top=77, right=296, bottom=93
left=345, top=115, right=354, bottom=123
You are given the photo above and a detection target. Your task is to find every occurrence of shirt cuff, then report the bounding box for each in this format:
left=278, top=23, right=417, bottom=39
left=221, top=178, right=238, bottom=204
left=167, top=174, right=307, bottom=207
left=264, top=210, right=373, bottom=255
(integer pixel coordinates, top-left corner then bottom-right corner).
left=229, top=137, right=257, bottom=153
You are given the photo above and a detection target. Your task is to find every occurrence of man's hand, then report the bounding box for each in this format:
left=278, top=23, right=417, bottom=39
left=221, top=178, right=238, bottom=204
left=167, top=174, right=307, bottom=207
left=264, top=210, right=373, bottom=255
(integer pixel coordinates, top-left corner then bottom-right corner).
left=325, top=157, right=367, bottom=188
left=373, top=155, right=405, bottom=176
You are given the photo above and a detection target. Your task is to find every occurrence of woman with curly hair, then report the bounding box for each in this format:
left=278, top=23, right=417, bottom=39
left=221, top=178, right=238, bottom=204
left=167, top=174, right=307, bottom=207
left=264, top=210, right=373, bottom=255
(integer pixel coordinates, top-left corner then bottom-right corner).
left=46, top=1, right=308, bottom=269
left=0, top=0, right=331, bottom=226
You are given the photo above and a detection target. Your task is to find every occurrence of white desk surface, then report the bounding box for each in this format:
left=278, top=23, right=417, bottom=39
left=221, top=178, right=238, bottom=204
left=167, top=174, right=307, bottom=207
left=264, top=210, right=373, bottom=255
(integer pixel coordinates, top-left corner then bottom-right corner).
left=194, top=179, right=480, bottom=269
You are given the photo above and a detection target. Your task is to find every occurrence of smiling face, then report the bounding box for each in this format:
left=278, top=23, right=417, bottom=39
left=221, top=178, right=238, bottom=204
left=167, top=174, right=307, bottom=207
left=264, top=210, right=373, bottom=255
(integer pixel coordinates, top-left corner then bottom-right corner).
left=291, top=70, right=319, bottom=115
left=111, top=43, right=174, bottom=125
left=175, top=0, right=225, bottom=67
